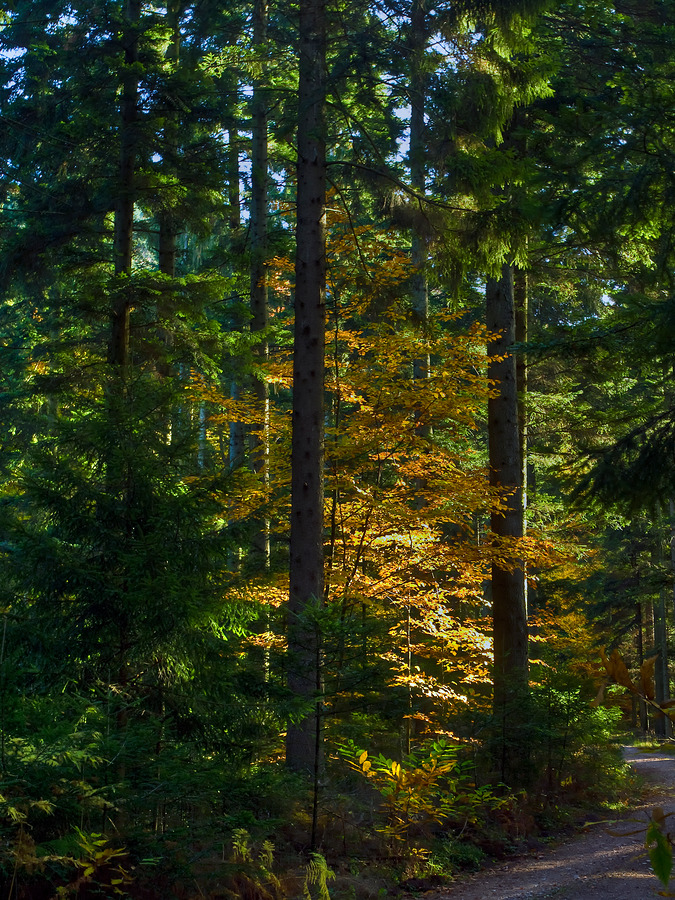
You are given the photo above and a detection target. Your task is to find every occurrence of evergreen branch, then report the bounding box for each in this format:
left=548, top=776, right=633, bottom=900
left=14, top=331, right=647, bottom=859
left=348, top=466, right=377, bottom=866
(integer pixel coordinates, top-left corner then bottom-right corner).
left=325, top=160, right=468, bottom=212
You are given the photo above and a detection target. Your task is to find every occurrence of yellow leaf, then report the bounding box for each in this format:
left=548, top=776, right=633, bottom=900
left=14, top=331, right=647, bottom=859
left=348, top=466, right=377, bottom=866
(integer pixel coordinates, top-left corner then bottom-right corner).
left=358, top=750, right=368, bottom=765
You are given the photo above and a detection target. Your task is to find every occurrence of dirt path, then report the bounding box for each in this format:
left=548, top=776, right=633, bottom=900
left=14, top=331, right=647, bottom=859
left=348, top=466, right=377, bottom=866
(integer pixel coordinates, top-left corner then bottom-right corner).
left=422, top=747, right=675, bottom=900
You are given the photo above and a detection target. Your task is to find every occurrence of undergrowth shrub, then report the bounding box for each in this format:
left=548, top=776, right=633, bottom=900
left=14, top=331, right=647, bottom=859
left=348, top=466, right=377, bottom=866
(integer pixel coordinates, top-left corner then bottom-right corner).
left=338, top=739, right=504, bottom=851
left=465, top=667, right=627, bottom=803
left=527, top=669, right=625, bottom=804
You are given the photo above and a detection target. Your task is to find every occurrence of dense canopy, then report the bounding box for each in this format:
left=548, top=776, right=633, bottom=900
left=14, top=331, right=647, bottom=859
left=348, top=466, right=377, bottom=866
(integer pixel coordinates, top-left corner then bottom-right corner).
left=1, top=0, right=674, bottom=896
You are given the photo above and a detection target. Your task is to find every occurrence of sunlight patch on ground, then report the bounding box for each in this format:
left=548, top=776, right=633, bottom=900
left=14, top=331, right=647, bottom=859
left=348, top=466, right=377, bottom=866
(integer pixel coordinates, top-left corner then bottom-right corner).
left=631, top=755, right=675, bottom=764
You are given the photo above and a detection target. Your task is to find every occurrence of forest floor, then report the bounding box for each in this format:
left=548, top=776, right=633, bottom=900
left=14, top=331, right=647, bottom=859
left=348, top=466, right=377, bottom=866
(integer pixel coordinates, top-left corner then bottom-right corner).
left=409, top=746, right=675, bottom=900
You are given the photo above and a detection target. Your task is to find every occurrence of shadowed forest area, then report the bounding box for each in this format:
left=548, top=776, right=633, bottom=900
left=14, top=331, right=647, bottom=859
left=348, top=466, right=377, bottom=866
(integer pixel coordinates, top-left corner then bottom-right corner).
left=1, top=0, right=675, bottom=897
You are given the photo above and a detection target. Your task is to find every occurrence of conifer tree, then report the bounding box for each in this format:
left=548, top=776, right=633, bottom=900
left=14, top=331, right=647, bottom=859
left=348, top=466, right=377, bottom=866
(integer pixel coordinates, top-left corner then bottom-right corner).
left=0, top=0, right=264, bottom=830
left=249, top=0, right=272, bottom=572
left=426, top=0, right=551, bottom=782
left=286, top=0, right=327, bottom=775
left=487, top=265, right=528, bottom=750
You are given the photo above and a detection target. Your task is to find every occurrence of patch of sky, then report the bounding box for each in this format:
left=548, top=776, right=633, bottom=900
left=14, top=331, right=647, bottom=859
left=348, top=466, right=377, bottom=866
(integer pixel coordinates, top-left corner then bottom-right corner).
left=394, top=104, right=411, bottom=160
left=46, top=13, right=78, bottom=33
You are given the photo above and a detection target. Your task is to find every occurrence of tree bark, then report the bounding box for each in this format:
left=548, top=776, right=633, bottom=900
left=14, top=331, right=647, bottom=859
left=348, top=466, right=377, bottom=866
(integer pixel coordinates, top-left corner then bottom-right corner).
left=410, top=0, right=429, bottom=387
left=637, top=599, right=648, bottom=732
left=514, top=265, right=528, bottom=614
left=107, top=0, right=142, bottom=829
left=409, top=0, right=431, bottom=536
left=109, top=0, right=141, bottom=368
left=250, top=0, right=271, bottom=572
left=227, top=131, right=245, bottom=471
left=670, top=498, right=675, bottom=625
left=159, top=0, right=180, bottom=274
left=286, top=0, right=326, bottom=775
left=655, top=511, right=671, bottom=736
left=227, top=129, right=241, bottom=233
left=487, top=263, right=529, bottom=782
left=654, top=586, right=670, bottom=736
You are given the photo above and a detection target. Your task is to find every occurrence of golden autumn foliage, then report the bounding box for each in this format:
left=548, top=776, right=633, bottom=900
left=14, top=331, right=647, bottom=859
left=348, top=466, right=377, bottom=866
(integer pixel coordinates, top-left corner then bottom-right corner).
left=339, top=739, right=503, bottom=846
left=179, top=210, right=566, bottom=730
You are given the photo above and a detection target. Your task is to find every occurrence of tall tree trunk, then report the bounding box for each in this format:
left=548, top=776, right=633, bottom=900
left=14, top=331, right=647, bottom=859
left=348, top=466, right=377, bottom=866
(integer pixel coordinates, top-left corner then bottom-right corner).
left=227, top=128, right=241, bottom=233
left=487, top=263, right=528, bottom=783
left=250, top=0, right=271, bottom=572
left=655, top=510, right=671, bottom=736
left=158, top=0, right=179, bottom=279
left=227, top=130, right=245, bottom=471
left=670, top=498, right=675, bottom=625
left=109, top=0, right=141, bottom=368
left=286, top=0, right=326, bottom=781
left=637, top=599, right=648, bottom=732
left=158, top=0, right=180, bottom=349
left=646, top=596, right=655, bottom=731
left=654, top=586, right=670, bottom=736
left=404, top=0, right=429, bottom=754
left=514, top=265, right=528, bottom=614
left=409, top=0, right=429, bottom=391
left=108, top=0, right=141, bottom=828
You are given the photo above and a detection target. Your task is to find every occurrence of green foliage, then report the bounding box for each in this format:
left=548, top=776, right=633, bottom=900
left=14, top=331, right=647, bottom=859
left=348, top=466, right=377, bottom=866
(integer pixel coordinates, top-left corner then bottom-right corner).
left=647, top=814, right=673, bottom=892
left=303, top=852, right=335, bottom=900
left=339, top=739, right=503, bottom=848
left=232, top=827, right=254, bottom=863
left=1, top=0, right=672, bottom=892
left=224, top=829, right=284, bottom=900
left=59, top=830, right=134, bottom=898
left=524, top=666, right=625, bottom=800
left=427, top=836, right=486, bottom=876
left=0, top=804, right=133, bottom=899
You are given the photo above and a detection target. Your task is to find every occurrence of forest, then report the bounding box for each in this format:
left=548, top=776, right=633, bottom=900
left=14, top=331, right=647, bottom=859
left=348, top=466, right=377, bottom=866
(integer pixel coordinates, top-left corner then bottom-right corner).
left=0, top=0, right=674, bottom=897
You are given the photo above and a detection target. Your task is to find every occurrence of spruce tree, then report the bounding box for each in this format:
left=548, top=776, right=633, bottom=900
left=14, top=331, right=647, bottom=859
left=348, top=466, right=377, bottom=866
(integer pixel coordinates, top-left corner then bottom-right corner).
left=286, top=0, right=328, bottom=777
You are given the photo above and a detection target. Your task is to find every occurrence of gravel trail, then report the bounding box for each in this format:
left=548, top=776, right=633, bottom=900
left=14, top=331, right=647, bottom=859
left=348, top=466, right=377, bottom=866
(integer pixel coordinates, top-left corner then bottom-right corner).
left=419, top=747, right=675, bottom=900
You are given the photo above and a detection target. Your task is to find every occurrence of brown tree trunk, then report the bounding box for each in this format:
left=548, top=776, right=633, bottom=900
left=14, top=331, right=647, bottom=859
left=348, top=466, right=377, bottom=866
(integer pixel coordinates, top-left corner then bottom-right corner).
left=286, top=0, right=326, bottom=779
left=514, top=266, right=528, bottom=614
left=158, top=2, right=180, bottom=274
left=637, top=600, right=648, bottom=731
left=108, top=0, right=141, bottom=829
left=109, top=0, right=141, bottom=368
left=410, top=0, right=429, bottom=389
left=646, top=597, right=655, bottom=731
left=655, top=511, right=671, bottom=736
left=409, top=0, right=431, bottom=556
left=158, top=0, right=180, bottom=362
left=227, top=130, right=245, bottom=471
left=250, top=0, right=271, bottom=572
left=227, top=129, right=241, bottom=233
left=670, top=499, right=675, bottom=624
left=487, top=263, right=528, bottom=783
left=655, top=586, right=670, bottom=736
